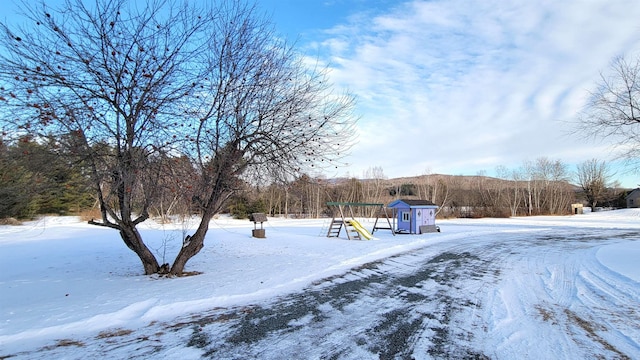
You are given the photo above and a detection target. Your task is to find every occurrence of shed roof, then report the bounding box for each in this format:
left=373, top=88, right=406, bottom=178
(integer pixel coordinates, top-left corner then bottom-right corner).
left=388, top=199, right=437, bottom=208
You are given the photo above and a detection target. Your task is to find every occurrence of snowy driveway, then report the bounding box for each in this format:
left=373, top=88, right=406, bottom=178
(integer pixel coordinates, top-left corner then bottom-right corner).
left=167, top=227, right=639, bottom=359
left=13, top=224, right=637, bottom=359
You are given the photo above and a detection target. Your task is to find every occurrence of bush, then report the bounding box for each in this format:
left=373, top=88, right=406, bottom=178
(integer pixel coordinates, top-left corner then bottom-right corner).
left=228, top=196, right=267, bottom=219
left=0, top=217, right=22, bottom=225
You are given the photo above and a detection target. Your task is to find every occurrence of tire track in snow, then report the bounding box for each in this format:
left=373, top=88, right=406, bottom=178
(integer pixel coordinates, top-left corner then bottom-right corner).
left=480, top=228, right=640, bottom=359
left=164, top=238, right=507, bottom=359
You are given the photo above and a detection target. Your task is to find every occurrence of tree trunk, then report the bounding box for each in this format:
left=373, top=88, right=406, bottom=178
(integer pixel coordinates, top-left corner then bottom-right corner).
left=170, top=211, right=211, bottom=275
left=119, top=225, right=160, bottom=275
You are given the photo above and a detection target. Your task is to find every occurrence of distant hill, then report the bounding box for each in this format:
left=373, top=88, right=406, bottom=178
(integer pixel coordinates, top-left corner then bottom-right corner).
left=332, top=173, right=582, bottom=191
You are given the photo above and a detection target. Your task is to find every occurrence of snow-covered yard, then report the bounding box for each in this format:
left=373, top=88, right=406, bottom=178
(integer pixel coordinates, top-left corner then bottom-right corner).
left=1, top=210, right=639, bottom=359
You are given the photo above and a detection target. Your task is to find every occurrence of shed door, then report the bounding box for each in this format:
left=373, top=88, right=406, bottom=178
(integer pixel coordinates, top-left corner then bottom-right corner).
left=418, top=209, right=434, bottom=226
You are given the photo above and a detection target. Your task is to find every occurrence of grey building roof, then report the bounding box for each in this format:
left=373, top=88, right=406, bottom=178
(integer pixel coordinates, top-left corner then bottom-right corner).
left=625, top=188, right=640, bottom=199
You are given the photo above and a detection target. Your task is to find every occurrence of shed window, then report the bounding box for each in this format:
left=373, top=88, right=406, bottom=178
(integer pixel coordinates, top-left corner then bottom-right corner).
left=401, top=211, right=410, bottom=222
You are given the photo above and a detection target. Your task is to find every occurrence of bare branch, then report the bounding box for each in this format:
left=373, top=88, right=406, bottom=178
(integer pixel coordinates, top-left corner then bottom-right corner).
left=577, top=55, right=640, bottom=166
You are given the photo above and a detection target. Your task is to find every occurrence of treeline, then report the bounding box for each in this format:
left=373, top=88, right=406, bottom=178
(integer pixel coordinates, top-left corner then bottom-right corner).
left=235, top=173, right=577, bottom=219
left=0, top=136, right=94, bottom=218
left=230, top=161, right=628, bottom=219
left=0, top=139, right=627, bottom=220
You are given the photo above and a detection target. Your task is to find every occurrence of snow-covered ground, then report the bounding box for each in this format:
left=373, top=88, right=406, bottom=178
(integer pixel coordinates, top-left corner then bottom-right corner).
left=1, top=210, right=639, bottom=358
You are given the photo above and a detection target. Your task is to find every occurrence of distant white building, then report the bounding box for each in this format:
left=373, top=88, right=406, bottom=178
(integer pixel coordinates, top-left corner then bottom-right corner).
left=626, top=189, right=640, bottom=208
left=571, top=203, right=584, bottom=215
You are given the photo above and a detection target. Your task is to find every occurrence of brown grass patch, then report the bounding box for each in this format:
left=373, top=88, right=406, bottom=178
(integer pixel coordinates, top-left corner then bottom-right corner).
left=96, top=328, right=134, bottom=339
left=39, top=339, right=85, bottom=351
left=535, top=305, right=556, bottom=324
left=564, top=309, right=630, bottom=359
left=0, top=218, right=21, bottom=226
left=55, top=339, right=85, bottom=347
left=78, top=207, right=102, bottom=222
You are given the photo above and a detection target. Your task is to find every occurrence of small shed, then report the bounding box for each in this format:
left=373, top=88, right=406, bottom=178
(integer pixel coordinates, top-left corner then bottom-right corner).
left=626, top=188, right=640, bottom=208
left=388, top=199, right=438, bottom=234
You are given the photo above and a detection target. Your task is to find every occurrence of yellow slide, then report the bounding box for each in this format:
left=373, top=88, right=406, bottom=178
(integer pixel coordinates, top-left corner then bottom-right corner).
left=348, top=219, right=374, bottom=240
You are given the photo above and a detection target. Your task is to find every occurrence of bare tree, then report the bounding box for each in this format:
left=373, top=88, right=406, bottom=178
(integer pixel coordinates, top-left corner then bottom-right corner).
left=433, top=176, right=452, bottom=217
left=578, top=55, right=640, bottom=168
left=171, top=2, right=356, bottom=274
left=363, top=166, right=386, bottom=216
left=545, top=159, right=573, bottom=215
left=415, top=169, right=432, bottom=201
left=576, top=159, right=612, bottom=211
left=0, top=0, right=356, bottom=275
left=530, top=157, right=572, bottom=215
left=496, top=165, right=523, bottom=217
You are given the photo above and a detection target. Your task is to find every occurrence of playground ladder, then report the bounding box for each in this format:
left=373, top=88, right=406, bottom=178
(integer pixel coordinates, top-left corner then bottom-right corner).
left=327, top=220, right=344, bottom=238
left=327, top=219, right=361, bottom=240
left=326, top=202, right=394, bottom=239
left=345, top=221, right=361, bottom=240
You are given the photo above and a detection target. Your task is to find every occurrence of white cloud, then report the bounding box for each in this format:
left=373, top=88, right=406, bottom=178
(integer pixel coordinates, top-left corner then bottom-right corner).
left=310, top=0, right=640, bottom=185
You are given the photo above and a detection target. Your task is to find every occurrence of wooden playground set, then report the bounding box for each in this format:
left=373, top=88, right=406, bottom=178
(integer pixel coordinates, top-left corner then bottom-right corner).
left=324, top=200, right=439, bottom=240
left=324, top=202, right=394, bottom=240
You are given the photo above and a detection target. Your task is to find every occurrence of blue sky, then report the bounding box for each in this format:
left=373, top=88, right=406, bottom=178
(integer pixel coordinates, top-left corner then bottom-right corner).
left=2, top=1, right=640, bottom=186
left=258, top=0, right=640, bottom=187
